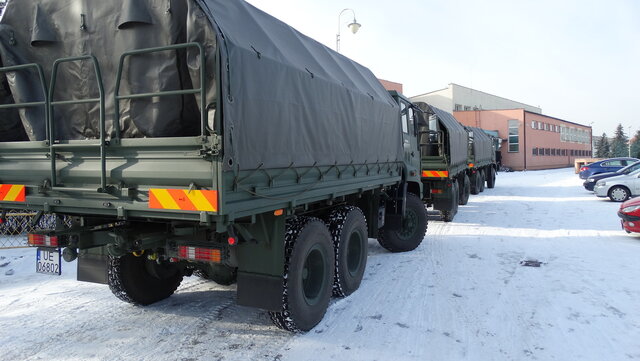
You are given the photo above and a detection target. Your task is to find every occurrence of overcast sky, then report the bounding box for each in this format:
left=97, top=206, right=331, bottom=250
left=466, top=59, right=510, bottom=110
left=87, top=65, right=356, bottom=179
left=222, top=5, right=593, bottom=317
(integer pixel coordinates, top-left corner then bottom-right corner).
left=245, top=0, right=639, bottom=137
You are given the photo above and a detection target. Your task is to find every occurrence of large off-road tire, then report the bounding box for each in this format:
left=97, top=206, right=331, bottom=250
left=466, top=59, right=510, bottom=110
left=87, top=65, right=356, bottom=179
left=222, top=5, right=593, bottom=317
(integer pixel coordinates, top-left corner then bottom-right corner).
left=608, top=186, right=630, bottom=202
left=470, top=172, right=480, bottom=195
left=326, top=206, right=368, bottom=298
left=108, top=253, right=183, bottom=305
left=378, top=193, right=427, bottom=253
left=478, top=170, right=486, bottom=192
left=194, top=265, right=238, bottom=286
left=269, top=217, right=334, bottom=332
left=486, top=167, right=496, bottom=189
left=442, top=181, right=459, bottom=222
left=459, top=174, right=470, bottom=205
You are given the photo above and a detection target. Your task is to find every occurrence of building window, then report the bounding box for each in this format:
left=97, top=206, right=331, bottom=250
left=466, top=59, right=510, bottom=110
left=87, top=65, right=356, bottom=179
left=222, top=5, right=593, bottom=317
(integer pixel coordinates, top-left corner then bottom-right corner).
left=555, top=125, right=560, bottom=132
left=531, top=121, right=536, bottom=129
left=545, top=148, right=550, bottom=156
left=464, top=106, right=472, bottom=111
left=533, top=148, right=538, bottom=156
left=551, top=149, right=556, bottom=156
left=544, top=123, right=549, bottom=131
left=454, top=104, right=463, bottom=111
left=508, top=119, right=519, bottom=152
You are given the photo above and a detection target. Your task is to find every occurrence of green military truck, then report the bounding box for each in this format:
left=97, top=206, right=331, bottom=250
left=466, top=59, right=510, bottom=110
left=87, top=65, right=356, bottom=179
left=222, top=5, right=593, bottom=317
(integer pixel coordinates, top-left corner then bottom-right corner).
left=0, top=0, right=427, bottom=332
left=414, top=103, right=468, bottom=221
left=413, top=104, right=498, bottom=222
left=465, top=126, right=498, bottom=194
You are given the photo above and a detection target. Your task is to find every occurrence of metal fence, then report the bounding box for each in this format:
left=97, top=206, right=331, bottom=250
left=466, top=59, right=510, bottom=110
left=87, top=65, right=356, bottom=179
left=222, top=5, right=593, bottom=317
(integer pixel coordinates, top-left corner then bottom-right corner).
left=0, top=210, right=68, bottom=248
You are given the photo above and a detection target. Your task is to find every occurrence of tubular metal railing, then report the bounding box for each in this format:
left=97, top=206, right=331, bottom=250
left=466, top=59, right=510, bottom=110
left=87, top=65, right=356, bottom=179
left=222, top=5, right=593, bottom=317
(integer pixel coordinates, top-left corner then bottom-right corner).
left=0, top=42, right=207, bottom=194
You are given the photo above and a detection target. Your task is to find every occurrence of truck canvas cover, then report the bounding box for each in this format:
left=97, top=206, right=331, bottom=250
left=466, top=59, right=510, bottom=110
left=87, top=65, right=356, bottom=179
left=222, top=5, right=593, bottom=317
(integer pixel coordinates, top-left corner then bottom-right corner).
left=467, top=126, right=494, bottom=164
left=0, top=0, right=402, bottom=171
left=415, top=102, right=468, bottom=169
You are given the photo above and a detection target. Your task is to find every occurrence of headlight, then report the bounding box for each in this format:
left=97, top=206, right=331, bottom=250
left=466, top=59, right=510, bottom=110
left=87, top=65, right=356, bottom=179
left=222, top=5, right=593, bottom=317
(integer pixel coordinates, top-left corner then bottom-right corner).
left=596, top=181, right=605, bottom=187
left=622, top=205, right=640, bottom=213
left=588, top=179, right=596, bottom=182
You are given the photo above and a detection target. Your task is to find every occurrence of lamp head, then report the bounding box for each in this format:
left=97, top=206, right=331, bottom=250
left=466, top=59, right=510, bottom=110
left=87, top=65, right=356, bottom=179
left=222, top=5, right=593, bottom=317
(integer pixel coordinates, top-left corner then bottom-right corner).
left=348, top=20, right=361, bottom=34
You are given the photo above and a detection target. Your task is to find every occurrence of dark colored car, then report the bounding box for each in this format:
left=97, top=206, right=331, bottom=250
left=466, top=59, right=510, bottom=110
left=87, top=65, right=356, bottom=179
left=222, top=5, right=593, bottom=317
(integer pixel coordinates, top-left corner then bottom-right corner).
left=618, top=196, right=640, bottom=234
left=584, top=161, right=640, bottom=191
left=578, top=157, right=639, bottom=179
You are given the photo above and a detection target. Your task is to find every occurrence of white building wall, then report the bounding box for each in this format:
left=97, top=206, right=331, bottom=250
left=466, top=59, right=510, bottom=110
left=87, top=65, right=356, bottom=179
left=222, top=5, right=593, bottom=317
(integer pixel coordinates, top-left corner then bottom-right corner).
left=410, top=83, right=541, bottom=113
left=409, top=86, right=453, bottom=111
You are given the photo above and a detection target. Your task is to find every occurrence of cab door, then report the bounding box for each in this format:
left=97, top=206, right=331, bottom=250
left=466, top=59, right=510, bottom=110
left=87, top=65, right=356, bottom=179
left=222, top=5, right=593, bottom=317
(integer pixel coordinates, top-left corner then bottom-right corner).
left=398, top=100, right=421, bottom=176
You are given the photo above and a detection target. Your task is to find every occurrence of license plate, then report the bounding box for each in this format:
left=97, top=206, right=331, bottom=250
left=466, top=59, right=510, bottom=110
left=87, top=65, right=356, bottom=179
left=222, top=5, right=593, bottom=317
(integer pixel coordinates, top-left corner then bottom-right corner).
left=36, top=247, right=61, bottom=276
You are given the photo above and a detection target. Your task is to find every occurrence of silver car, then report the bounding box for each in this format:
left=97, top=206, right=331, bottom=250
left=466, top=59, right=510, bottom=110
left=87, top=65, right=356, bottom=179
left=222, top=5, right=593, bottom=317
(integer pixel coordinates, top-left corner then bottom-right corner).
left=594, top=168, right=640, bottom=202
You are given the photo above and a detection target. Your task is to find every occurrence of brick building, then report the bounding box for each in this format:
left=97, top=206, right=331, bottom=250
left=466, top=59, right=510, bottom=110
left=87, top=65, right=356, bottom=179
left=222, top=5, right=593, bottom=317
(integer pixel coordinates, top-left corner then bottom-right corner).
left=454, top=109, right=592, bottom=170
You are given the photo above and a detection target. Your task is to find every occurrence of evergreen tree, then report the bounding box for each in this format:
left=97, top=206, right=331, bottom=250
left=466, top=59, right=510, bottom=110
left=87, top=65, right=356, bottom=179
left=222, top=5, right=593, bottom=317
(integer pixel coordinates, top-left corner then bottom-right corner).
left=595, top=133, right=611, bottom=158
left=631, top=129, right=640, bottom=159
left=610, top=124, right=629, bottom=157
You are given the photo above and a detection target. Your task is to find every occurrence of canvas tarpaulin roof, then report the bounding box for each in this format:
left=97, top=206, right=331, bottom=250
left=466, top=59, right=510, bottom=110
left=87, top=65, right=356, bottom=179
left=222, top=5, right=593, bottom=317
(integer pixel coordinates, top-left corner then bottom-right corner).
left=415, top=102, right=468, bottom=169
left=197, top=0, right=402, bottom=170
left=0, top=0, right=402, bottom=171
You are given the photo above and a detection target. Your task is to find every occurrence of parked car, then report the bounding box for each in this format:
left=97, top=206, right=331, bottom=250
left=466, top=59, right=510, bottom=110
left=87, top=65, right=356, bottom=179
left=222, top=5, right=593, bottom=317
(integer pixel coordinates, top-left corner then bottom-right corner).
left=578, top=157, right=639, bottom=179
left=583, top=161, right=640, bottom=191
left=618, top=197, right=640, bottom=234
left=594, top=168, right=640, bottom=201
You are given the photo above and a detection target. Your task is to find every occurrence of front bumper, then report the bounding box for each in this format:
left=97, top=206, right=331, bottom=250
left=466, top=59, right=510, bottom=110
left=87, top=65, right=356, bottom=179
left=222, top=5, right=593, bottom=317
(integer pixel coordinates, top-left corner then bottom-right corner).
left=583, top=179, right=596, bottom=191
left=618, top=212, right=640, bottom=233
left=594, top=184, right=610, bottom=197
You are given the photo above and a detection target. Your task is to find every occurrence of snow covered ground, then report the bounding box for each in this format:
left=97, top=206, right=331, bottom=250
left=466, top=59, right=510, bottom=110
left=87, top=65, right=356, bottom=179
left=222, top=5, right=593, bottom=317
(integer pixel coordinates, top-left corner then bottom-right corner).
left=1, top=168, right=639, bottom=361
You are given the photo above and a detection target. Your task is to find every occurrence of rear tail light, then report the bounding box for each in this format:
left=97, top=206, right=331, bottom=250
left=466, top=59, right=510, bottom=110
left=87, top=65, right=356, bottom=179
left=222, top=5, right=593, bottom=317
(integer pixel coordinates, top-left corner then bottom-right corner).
left=28, top=233, right=59, bottom=247
left=431, top=189, right=444, bottom=194
left=580, top=166, right=588, bottom=172
left=177, top=246, right=221, bottom=263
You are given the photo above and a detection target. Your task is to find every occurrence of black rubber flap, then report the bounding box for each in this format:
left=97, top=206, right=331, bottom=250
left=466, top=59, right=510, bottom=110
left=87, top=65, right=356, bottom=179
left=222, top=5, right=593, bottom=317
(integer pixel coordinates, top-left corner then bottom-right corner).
left=31, top=4, right=57, bottom=45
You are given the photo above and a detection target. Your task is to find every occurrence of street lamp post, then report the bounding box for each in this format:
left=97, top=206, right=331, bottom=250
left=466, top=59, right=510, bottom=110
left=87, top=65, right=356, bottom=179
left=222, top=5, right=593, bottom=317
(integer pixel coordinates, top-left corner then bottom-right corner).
left=629, top=125, right=632, bottom=157
left=336, top=8, right=361, bottom=52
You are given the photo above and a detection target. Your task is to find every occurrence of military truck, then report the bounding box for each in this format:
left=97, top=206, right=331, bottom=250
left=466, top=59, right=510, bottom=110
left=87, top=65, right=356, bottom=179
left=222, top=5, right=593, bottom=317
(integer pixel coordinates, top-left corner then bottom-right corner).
left=414, top=103, right=468, bottom=221
left=413, top=104, right=498, bottom=222
left=0, top=0, right=427, bottom=332
left=465, top=126, right=498, bottom=194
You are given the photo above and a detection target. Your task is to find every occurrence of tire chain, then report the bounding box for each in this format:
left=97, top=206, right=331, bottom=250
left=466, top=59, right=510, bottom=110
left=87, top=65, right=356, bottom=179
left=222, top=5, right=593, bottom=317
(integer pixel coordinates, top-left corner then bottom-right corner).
left=268, top=216, right=316, bottom=332
left=326, top=206, right=367, bottom=298
left=107, top=255, right=137, bottom=304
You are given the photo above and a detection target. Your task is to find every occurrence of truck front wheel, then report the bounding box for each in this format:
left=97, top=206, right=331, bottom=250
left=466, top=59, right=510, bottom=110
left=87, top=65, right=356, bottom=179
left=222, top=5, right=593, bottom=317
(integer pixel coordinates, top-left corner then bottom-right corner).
left=377, top=193, right=427, bottom=253
left=269, top=217, right=334, bottom=332
left=107, top=253, right=183, bottom=305
left=327, top=206, right=368, bottom=297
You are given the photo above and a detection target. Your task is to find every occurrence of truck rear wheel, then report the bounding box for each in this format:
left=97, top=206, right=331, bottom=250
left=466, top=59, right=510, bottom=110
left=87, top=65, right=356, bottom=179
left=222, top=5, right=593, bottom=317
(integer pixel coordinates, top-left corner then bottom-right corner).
left=459, top=174, right=470, bottom=205
left=442, top=181, right=459, bottom=222
left=486, top=167, right=496, bottom=189
left=107, top=253, right=183, bottom=306
left=269, top=217, right=334, bottom=332
left=378, top=193, right=427, bottom=253
left=327, top=206, right=368, bottom=297
left=479, top=170, right=486, bottom=192
left=470, top=172, right=480, bottom=195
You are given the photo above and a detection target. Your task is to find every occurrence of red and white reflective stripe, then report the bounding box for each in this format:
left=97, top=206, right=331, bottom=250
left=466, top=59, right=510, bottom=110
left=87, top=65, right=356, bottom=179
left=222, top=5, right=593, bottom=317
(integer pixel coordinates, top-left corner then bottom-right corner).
left=28, top=234, right=59, bottom=247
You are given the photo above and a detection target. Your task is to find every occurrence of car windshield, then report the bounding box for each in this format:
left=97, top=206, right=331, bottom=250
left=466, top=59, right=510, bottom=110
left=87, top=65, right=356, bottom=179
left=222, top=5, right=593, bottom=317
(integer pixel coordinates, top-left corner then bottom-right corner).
left=618, top=161, right=640, bottom=174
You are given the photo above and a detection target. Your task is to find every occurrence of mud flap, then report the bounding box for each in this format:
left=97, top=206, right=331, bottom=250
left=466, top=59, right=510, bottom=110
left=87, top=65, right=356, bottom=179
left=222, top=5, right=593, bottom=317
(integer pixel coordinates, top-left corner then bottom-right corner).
left=236, top=272, right=283, bottom=311
left=77, top=253, right=109, bottom=284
